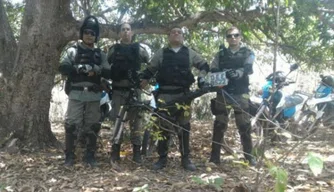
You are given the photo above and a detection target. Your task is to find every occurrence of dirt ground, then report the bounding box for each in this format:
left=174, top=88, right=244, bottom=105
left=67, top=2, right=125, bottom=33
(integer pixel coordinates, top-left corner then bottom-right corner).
left=1, top=120, right=334, bottom=192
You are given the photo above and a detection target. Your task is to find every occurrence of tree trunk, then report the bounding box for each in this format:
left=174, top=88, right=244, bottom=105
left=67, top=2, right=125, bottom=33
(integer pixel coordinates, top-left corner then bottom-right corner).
left=0, top=0, right=73, bottom=149
left=0, top=0, right=17, bottom=79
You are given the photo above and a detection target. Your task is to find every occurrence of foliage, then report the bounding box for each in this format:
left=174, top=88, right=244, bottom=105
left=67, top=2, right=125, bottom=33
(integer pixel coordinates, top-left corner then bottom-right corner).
left=4, top=0, right=334, bottom=70
left=143, top=115, right=164, bottom=141
left=307, top=152, right=324, bottom=177
left=0, top=184, right=5, bottom=191
left=267, top=162, right=289, bottom=192
left=191, top=175, right=224, bottom=191
left=3, top=0, right=24, bottom=41
left=65, top=0, right=334, bottom=70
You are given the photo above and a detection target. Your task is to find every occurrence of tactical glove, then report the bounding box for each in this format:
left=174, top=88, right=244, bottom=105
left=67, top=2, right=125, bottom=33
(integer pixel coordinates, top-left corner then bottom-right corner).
left=197, top=77, right=205, bottom=89
left=226, top=69, right=240, bottom=80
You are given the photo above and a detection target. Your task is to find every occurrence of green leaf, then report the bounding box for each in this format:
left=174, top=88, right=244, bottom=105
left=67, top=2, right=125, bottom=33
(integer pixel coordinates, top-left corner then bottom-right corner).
left=285, top=0, right=289, bottom=7
left=307, top=152, right=324, bottom=177
left=175, top=103, right=182, bottom=110
left=275, top=168, right=288, bottom=192
left=212, top=177, right=224, bottom=190
left=269, top=166, right=288, bottom=192
left=191, top=176, right=206, bottom=185
left=213, top=177, right=223, bottom=185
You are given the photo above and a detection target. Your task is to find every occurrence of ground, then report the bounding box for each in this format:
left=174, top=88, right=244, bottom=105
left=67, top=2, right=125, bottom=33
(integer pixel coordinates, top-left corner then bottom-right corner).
left=0, top=120, right=334, bottom=192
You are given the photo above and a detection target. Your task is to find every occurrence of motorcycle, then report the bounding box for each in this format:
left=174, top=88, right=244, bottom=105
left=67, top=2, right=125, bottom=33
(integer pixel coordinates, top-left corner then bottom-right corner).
left=296, top=74, right=334, bottom=134
left=249, top=63, right=306, bottom=145
left=100, top=78, right=112, bottom=122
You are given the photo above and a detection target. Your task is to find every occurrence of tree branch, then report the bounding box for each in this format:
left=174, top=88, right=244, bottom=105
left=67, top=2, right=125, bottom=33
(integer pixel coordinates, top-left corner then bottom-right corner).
left=317, top=7, right=334, bottom=14
left=109, top=8, right=267, bottom=38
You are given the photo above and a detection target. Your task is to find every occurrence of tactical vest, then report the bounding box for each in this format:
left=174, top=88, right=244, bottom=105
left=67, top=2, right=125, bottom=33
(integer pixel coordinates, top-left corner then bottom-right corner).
left=109, top=43, right=140, bottom=81
left=219, top=46, right=251, bottom=94
left=156, top=47, right=194, bottom=88
left=70, top=44, right=102, bottom=85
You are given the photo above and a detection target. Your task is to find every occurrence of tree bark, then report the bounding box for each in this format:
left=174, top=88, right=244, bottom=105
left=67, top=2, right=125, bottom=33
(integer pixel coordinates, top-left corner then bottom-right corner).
left=0, top=0, right=17, bottom=79
left=0, top=0, right=73, bottom=149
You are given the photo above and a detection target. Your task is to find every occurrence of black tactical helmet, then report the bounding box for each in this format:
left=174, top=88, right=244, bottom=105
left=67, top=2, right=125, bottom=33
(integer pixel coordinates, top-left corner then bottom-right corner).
left=80, top=16, right=100, bottom=42
left=321, top=75, right=334, bottom=88
left=266, top=71, right=286, bottom=83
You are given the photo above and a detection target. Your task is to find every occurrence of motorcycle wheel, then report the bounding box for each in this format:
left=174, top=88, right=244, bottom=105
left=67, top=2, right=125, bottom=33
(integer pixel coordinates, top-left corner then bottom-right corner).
left=296, top=111, right=319, bottom=138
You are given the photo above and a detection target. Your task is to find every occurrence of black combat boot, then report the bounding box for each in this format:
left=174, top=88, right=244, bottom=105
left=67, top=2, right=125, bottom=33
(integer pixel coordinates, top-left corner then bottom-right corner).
left=85, top=151, right=97, bottom=167
left=110, top=144, right=121, bottom=162
left=239, top=124, right=257, bottom=166
left=132, top=145, right=142, bottom=163
left=84, top=133, right=98, bottom=167
left=152, top=136, right=169, bottom=170
left=179, top=123, right=196, bottom=171
left=209, top=121, right=226, bottom=165
left=153, top=156, right=167, bottom=170
left=64, top=132, right=75, bottom=167
left=64, top=152, right=75, bottom=167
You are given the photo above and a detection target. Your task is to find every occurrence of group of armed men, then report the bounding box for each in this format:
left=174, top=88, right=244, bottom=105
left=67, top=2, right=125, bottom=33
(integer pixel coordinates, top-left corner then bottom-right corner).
left=58, top=16, right=256, bottom=171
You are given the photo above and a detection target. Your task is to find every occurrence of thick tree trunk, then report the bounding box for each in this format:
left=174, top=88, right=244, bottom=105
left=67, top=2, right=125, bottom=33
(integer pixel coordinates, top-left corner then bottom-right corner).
left=0, top=0, right=73, bottom=149
left=0, top=0, right=17, bottom=79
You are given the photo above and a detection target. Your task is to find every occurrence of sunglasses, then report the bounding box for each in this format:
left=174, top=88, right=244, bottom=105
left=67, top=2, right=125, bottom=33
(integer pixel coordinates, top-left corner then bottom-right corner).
left=226, top=33, right=240, bottom=38
left=83, top=30, right=96, bottom=36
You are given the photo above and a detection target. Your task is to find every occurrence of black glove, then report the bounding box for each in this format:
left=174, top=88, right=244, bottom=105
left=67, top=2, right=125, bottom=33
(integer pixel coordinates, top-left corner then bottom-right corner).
left=78, top=67, right=88, bottom=75
left=226, top=69, right=240, bottom=80
left=197, top=77, right=205, bottom=89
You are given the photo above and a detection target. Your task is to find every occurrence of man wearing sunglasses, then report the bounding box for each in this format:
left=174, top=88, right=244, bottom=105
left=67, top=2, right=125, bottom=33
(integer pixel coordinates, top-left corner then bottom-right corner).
left=107, top=23, right=150, bottom=167
left=59, top=16, right=111, bottom=167
left=209, top=26, right=256, bottom=166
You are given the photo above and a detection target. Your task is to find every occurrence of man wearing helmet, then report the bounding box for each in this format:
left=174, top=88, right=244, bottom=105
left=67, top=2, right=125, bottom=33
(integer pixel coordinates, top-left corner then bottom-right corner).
left=107, top=23, right=150, bottom=166
left=209, top=26, right=256, bottom=166
left=58, top=16, right=111, bottom=167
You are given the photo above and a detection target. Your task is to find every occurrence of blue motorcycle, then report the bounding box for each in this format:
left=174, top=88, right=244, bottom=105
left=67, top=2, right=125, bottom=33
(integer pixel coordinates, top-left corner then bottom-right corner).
left=249, top=64, right=306, bottom=145
left=297, top=75, right=334, bottom=134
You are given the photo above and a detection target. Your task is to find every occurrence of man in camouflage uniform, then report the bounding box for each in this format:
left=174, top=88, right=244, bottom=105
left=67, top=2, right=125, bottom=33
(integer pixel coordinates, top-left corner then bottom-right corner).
left=209, top=26, right=256, bottom=166
left=107, top=23, right=150, bottom=164
left=140, top=26, right=209, bottom=171
left=59, top=16, right=111, bottom=167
